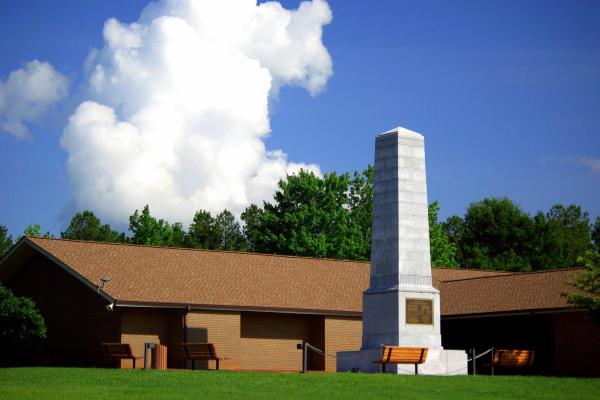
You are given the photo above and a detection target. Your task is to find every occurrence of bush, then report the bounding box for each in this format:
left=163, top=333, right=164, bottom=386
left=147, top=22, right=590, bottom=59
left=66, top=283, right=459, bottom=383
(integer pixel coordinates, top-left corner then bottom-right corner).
left=0, top=284, right=46, bottom=340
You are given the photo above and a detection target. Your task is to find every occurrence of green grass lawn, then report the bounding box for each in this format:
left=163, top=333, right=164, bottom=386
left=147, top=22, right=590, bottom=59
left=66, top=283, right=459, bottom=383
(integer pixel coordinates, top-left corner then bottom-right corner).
left=1, top=368, right=598, bottom=400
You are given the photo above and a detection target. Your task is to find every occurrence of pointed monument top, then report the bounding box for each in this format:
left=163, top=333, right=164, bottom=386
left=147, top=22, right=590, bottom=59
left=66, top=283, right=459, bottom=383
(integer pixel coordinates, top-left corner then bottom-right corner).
left=378, top=126, right=423, bottom=140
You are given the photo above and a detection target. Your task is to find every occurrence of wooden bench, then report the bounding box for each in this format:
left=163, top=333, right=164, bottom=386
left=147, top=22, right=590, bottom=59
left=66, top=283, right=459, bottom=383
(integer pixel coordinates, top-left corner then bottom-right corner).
left=373, top=346, right=428, bottom=374
left=182, top=343, right=228, bottom=370
left=490, top=348, right=535, bottom=375
left=102, top=343, right=143, bottom=369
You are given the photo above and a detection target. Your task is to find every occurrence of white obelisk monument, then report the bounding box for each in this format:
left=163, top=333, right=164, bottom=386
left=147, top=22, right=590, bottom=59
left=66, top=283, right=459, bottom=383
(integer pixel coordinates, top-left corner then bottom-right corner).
left=337, top=127, right=467, bottom=374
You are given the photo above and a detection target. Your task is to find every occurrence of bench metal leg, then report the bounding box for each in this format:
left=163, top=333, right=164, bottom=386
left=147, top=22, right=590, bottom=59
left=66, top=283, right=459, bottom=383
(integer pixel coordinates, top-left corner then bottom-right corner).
left=192, top=360, right=195, bottom=370
left=216, top=359, right=219, bottom=371
left=133, top=358, right=136, bottom=369
left=381, top=363, right=385, bottom=373
left=415, top=364, right=418, bottom=375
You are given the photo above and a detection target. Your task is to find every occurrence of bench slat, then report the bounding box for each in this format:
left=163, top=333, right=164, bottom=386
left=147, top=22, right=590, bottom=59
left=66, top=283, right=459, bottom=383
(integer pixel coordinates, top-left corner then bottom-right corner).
left=489, top=349, right=535, bottom=375
left=182, top=343, right=219, bottom=360
left=493, top=349, right=534, bottom=368
left=102, top=343, right=141, bottom=369
left=378, top=347, right=428, bottom=364
left=373, top=346, right=428, bottom=374
left=102, top=343, right=134, bottom=358
left=182, top=343, right=227, bottom=371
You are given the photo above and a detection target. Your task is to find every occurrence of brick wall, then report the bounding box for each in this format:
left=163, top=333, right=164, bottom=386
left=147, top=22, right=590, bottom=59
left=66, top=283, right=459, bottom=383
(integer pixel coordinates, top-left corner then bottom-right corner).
left=240, top=312, right=323, bottom=372
left=186, top=310, right=241, bottom=370
left=324, top=316, right=362, bottom=372
left=119, top=308, right=169, bottom=368
left=116, top=309, right=357, bottom=372
left=4, top=253, right=120, bottom=367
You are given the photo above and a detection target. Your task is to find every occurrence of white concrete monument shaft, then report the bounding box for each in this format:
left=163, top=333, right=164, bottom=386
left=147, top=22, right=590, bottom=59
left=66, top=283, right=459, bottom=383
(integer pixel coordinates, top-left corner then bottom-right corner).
left=361, top=127, right=441, bottom=350
left=370, top=127, right=432, bottom=289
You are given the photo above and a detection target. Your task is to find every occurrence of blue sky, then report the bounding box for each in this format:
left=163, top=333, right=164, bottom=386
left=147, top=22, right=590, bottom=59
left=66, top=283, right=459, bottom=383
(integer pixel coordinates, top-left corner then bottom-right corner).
left=1, top=0, right=599, bottom=238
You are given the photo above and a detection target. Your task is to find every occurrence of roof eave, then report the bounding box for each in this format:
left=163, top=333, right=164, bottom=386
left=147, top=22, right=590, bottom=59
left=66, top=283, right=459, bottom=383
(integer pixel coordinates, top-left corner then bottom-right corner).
left=115, top=299, right=362, bottom=317
left=441, top=306, right=577, bottom=320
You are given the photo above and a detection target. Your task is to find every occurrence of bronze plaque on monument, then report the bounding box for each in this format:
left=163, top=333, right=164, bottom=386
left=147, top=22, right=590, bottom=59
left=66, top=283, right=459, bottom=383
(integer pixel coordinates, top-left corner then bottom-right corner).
left=406, top=299, right=433, bottom=325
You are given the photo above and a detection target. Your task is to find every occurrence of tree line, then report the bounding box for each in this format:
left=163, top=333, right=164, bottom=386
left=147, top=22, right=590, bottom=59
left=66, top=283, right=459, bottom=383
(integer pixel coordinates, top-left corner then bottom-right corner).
left=444, top=198, right=599, bottom=271
left=1, top=167, right=599, bottom=272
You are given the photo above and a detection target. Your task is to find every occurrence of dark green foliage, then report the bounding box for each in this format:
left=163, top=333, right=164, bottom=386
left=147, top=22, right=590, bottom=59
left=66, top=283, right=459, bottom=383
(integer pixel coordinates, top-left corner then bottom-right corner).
left=565, top=251, right=600, bottom=312
left=429, top=201, right=458, bottom=268
left=128, top=205, right=183, bottom=247
left=443, top=215, right=465, bottom=264
left=187, top=209, right=246, bottom=251
left=0, top=284, right=46, bottom=340
left=457, top=197, right=535, bottom=271
left=214, top=210, right=247, bottom=251
left=348, top=166, right=374, bottom=261
left=444, top=198, right=594, bottom=271
left=61, top=211, right=126, bottom=243
left=255, top=169, right=350, bottom=258
left=531, top=205, right=591, bottom=269
left=0, top=225, right=13, bottom=257
left=592, top=217, right=600, bottom=252
left=171, top=222, right=186, bottom=248
left=249, top=169, right=367, bottom=260
left=187, top=210, right=216, bottom=249
left=241, top=204, right=263, bottom=252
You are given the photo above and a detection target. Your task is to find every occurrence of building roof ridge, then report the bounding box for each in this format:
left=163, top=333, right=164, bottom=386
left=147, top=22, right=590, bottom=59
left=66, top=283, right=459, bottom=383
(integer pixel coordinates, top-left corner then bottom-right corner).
left=25, top=236, right=371, bottom=265
left=440, top=267, right=582, bottom=284
left=432, top=266, right=514, bottom=273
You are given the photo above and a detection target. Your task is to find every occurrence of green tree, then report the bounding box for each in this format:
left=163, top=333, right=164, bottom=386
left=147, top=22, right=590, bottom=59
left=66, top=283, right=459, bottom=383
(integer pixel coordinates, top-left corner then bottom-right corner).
left=565, top=251, right=600, bottom=312
left=348, top=165, right=374, bottom=260
left=171, top=222, right=186, bottom=248
left=241, top=204, right=264, bottom=252
left=254, top=169, right=359, bottom=259
left=428, top=201, right=458, bottom=268
left=214, top=210, right=247, bottom=251
left=187, top=209, right=246, bottom=251
left=458, top=197, right=535, bottom=271
left=129, top=205, right=182, bottom=247
left=592, top=217, right=600, bottom=253
left=0, top=225, right=13, bottom=257
left=531, top=205, right=591, bottom=269
left=22, top=224, right=52, bottom=239
left=443, top=215, right=465, bottom=265
left=187, top=210, right=217, bottom=249
left=61, top=210, right=126, bottom=242
left=0, top=284, right=46, bottom=340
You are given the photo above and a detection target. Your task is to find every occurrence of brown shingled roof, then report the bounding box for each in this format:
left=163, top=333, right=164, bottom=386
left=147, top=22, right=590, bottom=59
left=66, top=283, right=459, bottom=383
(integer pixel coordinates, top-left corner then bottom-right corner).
left=1, top=237, right=579, bottom=316
left=431, top=267, right=513, bottom=287
left=440, top=269, right=581, bottom=317
left=24, top=237, right=370, bottom=314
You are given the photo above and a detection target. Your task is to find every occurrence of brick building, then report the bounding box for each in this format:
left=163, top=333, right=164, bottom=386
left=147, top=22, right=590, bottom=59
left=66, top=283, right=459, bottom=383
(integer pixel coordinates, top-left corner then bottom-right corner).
left=1, top=237, right=598, bottom=375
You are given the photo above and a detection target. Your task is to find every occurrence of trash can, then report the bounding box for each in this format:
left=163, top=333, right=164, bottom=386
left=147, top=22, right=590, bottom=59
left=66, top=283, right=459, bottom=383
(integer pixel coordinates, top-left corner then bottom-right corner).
left=154, top=344, right=168, bottom=370
left=144, top=342, right=168, bottom=370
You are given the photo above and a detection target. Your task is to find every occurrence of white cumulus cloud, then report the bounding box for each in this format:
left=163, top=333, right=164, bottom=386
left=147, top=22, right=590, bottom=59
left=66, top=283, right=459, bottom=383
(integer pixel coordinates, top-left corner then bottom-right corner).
left=0, top=60, right=69, bottom=138
left=61, top=0, right=332, bottom=225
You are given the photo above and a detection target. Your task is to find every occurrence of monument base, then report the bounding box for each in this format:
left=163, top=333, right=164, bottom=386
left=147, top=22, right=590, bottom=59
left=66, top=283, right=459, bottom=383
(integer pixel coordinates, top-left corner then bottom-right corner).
left=337, top=347, right=468, bottom=375
left=362, top=285, right=442, bottom=350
